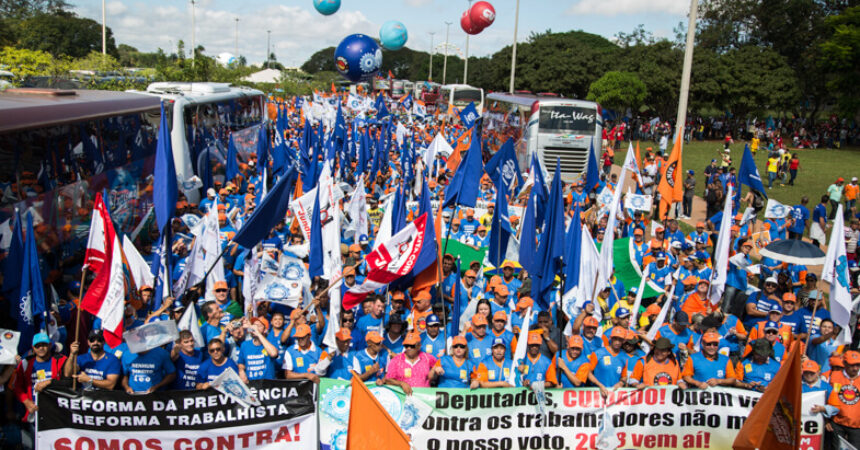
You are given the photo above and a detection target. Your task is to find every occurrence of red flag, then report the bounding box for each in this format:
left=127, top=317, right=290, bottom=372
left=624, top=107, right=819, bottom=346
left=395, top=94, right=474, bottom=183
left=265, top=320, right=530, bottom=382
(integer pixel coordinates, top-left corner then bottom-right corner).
left=732, top=342, right=802, bottom=450
left=81, top=197, right=126, bottom=347
left=342, top=214, right=429, bottom=309
left=347, top=373, right=410, bottom=449
left=83, top=193, right=108, bottom=272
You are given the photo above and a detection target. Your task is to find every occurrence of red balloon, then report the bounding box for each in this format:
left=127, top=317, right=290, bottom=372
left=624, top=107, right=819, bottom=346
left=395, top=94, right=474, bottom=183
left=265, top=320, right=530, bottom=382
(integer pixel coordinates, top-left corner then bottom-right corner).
left=469, top=1, right=496, bottom=29
left=460, top=10, right=483, bottom=35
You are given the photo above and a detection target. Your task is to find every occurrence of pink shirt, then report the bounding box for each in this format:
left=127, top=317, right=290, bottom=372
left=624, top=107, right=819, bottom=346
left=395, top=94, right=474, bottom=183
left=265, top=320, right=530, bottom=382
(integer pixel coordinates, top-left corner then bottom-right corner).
left=385, top=352, right=437, bottom=387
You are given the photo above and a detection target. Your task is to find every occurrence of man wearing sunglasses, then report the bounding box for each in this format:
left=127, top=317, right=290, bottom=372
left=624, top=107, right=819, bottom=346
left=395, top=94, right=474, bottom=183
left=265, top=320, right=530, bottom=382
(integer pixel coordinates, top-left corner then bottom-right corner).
left=64, top=329, right=120, bottom=390
left=682, top=332, right=736, bottom=390
left=382, top=332, right=436, bottom=395
left=196, top=338, right=238, bottom=390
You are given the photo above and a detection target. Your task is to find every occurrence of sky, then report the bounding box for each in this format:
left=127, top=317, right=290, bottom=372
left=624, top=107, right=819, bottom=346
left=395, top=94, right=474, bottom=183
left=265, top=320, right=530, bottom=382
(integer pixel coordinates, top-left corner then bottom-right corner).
left=72, top=0, right=690, bottom=68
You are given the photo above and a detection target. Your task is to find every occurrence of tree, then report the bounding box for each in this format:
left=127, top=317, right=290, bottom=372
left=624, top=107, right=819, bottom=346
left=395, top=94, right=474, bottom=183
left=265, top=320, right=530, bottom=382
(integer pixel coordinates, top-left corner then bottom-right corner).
left=0, top=46, right=69, bottom=79
left=16, top=11, right=118, bottom=59
left=819, top=5, right=860, bottom=115
left=618, top=40, right=682, bottom=118
left=586, top=71, right=647, bottom=113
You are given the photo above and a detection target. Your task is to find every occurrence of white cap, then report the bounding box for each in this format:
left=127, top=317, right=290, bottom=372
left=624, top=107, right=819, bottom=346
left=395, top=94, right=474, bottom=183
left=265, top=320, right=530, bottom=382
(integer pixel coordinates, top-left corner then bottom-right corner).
left=765, top=276, right=778, bottom=284
left=207, top=188, right=216, bottom=197
left=852, top=177, right=858, bottom=182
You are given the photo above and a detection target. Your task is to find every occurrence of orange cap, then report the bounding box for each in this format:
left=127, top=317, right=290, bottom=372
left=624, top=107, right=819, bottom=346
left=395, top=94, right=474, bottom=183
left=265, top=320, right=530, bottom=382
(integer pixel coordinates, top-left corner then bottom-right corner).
left=702, top=332, right=721, bottom=344
left=527, top=332, right=543, bottom=345
left=610, top=326, right=626, bottom=339
left=290, top=309, right=304, bottom=320
left=801, top=360, right=820, bottom=373
left=568, top=335, right=584, bottom=348
left=452, top=336, right=467, bottom=346
left=516, top=297, right=533, bottom=311
left=349, top=244, right=361, bottom=252
left=683, top=275, right=698, bottom=286
left=403, top=332, right=422, bottom=346
left=415, top=290, right=432, bottom=301
left=583, top=316, right=599, bottom=328
left=492, top=310, right=507, bottom=321
left=782, top=293, right=796, bottom=302
left=696, top=221, right=705, bottom=228
left=294, top=324, right=311, bottom=338
left=391, top=291, right=406, bottom=300
left=844, top=350, right=860, bottom=365
left=830, top=355, right=844, bottom=368
left=501, top=261, right=516, bottom=269
left=494, top=285, right=510, bottom=296
left=466, top=208, right=475, bottom=216
left=213, top=281, right=228, bottom=291
left=471, top=314, right=488, bottom=327
left=342, top=266, right=356, bottom=276
left=645, top=304, right=661, bottom=315
left=465, top=269, right=477, bottom=278
left=365, top=331, right=383, bottom=344
left=335, top=328, right=352, bottom=341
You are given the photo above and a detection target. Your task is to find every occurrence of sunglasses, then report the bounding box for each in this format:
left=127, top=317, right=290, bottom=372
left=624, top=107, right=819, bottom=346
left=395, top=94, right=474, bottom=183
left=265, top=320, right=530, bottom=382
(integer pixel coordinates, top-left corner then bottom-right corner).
left=215, top=289, right=228, bottom=293
left=342, top=318, right=355, bottom=323
left=494, top=319, right=506, bottom=323
left=403, top=344, right=417, bottom=349
left=88, top=337, right=105, bottom=343
left=703, top=342, right=719, bottom=347
left=208, top=347, right=224, bottom=353
left=452, top=344, right=466, bottom=349
left=765, top=330, right=778, bottom=335
left=34, top=343, right=49, bottom=348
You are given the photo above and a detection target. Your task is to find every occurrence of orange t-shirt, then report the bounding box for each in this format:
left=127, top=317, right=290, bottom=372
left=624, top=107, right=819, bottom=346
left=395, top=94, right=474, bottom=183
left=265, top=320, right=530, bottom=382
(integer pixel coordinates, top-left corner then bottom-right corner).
left=828, top=370, right=860, bottom=428
left=632, top=357, right=681, bottom=386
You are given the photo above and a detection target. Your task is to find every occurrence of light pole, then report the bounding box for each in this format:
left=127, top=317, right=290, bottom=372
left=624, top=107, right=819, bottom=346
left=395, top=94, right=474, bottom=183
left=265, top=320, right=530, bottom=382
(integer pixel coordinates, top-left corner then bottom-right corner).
left=190, top=0, right=196, bottom=66
left=442, top=22, right=452, bottom=85
left=101, top=0, right=106, bottom=55
left=266, top=30, right=271, bottom=68
left=463, top=0, right=473, bottom=85
left=235, top=18, right=239, bottom=58
left=428, top=32, right=435, bottom=81
left=509, top=0, right=520, bottom=93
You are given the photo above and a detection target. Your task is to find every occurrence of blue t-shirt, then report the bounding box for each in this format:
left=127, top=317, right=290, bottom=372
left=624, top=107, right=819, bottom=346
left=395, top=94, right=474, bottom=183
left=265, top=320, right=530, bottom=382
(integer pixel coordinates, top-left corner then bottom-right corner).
left=323, top=350, right=356, bottom=380
left=31, top=359, right=54, bottom=386
left=436, top=355, right=476, bottom=388
left=811, top=204, right=827, bottom=225
left=780, top=310, right=808, bottom=336
left=124, top=347, right=176, bottom=393
left=467, top=335, right=495, bottom=363
left=741, top=358, right=781, bottom=388
left=789, top=205, right=809, bottom=234
left=173, top=349, right=205, bottom=390
left=687, top=352, right=732, bottom=383
left=520, top=354, right=553, bottom=385
left=237, top=340, right=279, bottom=380
left=743, top=292, right=781, bottom=329
left=196, top=358, right=239, bottom=384
left=590, top=348, right=627, bottom=388
left=421, top=333, right=447, bottom=359
left=76, top=352, right=121, bottom=381
left=556, top=351, right=591, bottom=388
left=352, top=349, right=388, bottom=382
left=201, top=322, right=223, bottom=344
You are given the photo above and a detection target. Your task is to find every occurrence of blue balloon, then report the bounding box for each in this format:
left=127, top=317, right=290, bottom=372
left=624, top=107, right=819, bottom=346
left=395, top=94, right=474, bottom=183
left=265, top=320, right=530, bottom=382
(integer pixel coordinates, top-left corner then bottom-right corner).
left=334, top=34, right=382, bottom=82
left=379, top=20, right=408, bottom=51
left=313, top=0, right=340, bottom=16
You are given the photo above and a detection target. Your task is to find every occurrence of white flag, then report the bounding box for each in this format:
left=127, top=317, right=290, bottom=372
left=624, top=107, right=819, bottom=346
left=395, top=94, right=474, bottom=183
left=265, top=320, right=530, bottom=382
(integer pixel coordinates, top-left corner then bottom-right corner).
left=0, top=329, right=20, bottom=365
left=621, top=143, right=641, bottom=178
left=624, top=191, right=652, bottom=212
left=822, top=205, right=854, bottom=344
left=629, top=266, right=650, bottom=326
left=709, top=186, right=734, bottom=305
left=210, top=367, right=260, bottom=407
left=346, top=175, right=368, bottom=241
left=124, top=320, right=179, bottom=354
left=177, top=304, right=205, bottom=348
left=123, top=235, right=154, bottom=289
left=508, top=306, right=531, bottom=386
left=764, top=198, right=790, bottom=219
left=202, top=203, right=225, bottom=301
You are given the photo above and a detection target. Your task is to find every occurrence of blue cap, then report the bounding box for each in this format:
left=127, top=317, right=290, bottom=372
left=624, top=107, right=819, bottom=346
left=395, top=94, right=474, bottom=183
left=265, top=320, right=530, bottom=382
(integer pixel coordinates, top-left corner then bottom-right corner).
left=764, top=321, right=779, bottom=331
left=615, top=307, right=631, bottom=318
left=32, top=332, right=50, bottom=347
left=492, top=338, right=507, bottom=347
left=629, top=287, right=639, bottom=295
left=426, top=314, right=441, bottom=326
left=695, top=251, right=709, bottom=261
left=68, top=280, right=81, bottom=291
left=688, top=170, right=694, bottom=175
left=770, top=305, right=783, bottom=313
left=656, top=252, right=667, bottom=259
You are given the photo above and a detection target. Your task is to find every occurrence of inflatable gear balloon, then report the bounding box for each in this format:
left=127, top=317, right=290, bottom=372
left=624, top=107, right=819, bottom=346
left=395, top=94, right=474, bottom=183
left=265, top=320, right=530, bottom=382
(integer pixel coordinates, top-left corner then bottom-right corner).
left=379, top=20, right=408, bottom=51
left=334, top=34, right=382, bottom=82
left=313, top=0, right=340, bottom=16
left=470, top=1, right=496, bottom=29
left=460, top=10, right=483, bottom=35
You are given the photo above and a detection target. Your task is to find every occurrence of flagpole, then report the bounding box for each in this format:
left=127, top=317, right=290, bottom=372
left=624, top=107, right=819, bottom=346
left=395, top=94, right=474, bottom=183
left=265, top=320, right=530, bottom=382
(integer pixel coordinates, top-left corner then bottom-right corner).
left=71, top=269, right=86, bottom=391
left=803, top=280, right=822, bottom=349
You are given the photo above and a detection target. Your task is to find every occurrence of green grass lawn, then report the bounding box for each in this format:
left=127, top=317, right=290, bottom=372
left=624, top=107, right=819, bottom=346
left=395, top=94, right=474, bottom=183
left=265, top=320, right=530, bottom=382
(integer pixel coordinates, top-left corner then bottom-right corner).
left=613, top=140, right=860, bottom=209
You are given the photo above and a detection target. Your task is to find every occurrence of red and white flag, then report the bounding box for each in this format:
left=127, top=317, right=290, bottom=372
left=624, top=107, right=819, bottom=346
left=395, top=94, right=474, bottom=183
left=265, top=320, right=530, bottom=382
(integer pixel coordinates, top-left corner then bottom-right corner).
left=81, top=195, right=126, bottom=347
left=83, top=195, right=108, bottom=272
left=342, top=213, right=429, bottom=310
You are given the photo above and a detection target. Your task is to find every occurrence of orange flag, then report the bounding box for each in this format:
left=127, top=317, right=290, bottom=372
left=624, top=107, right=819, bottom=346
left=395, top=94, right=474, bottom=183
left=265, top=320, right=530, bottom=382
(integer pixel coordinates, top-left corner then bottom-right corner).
left=446, top=128, right=472, bottom=172
left=347, top=373, right=410, bottom=450
left=732, top=342, right=802, bottom=450
left=657, top=133, right=684, bottom=218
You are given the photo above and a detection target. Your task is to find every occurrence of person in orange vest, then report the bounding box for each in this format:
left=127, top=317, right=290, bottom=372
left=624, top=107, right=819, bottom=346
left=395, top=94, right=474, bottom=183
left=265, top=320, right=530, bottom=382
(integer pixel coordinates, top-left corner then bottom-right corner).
left=680, top=279, right=714, bottom=318
left=628, top=337, right=689, bottom=389
left=827, top=350, right=860, bottom=445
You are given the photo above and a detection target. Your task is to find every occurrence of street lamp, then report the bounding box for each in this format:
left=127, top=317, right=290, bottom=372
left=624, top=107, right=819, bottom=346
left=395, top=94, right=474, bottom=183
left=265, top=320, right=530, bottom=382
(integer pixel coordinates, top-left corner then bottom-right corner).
left=428, top=31, right=435, bottom=81
left=442, top=22, right=452, bottom=85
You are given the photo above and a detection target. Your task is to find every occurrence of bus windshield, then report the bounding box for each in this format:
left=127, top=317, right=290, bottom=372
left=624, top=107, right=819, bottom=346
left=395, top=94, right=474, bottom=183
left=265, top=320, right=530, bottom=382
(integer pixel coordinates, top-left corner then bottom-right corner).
left=452, top=89, right=482, bottom=106
left=538, top=105, right=598, bottom=134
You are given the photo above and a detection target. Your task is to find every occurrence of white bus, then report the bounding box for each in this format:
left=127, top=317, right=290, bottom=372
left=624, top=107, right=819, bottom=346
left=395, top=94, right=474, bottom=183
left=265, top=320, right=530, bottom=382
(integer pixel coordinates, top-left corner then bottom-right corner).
left=483, top=92, right=602, bottom=181
left=132, top=82, right=265, bottom=202
left=439, top=84, right=484, bottom=118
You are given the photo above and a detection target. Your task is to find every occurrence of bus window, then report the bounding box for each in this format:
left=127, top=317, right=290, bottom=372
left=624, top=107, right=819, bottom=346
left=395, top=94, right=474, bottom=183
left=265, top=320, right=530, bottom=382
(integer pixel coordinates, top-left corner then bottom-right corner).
left=538, top=105, right=598, bottom=134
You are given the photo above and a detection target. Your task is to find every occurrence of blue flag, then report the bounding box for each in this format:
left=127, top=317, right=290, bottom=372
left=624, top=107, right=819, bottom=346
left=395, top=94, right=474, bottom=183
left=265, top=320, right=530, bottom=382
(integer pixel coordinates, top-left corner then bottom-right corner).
left=458, top=102, right=479, bottom=128
left=562, top=203, right=583, bottom=299
left=488, top=178, right=514, bottom=268
left=17, top=213, right=46, bottom=352
left=256, top=125, right=269, bottom=176
left=530, top=152, right=549, bottom=226
left=232, top=166, right=297, bottom=248
left=531, top=159, right=565, bottom=310
left=376, top=100, right=389, bottom=120
left=484, top=138, right=523, bottom=195
left=153, top=102, right=177, bottom=233
left=225, top=134, right=240, bottom=183
left=390, top=183, right=407, bottom=235
left=400, top=94, right=413, bottom=111
left=308, top=188, right=324, bottom=279
left=585, top=139, right=600, bottom=192
left=738, top=143, right=767, bottom=199
left=443, top=126, right=484, bottom=209
left=271, top=109, right=288, bottom=177
left=150, top=228, right=171, bottom=312
left=451, top=258, right=462, bottom=335
left=358, top=128, right=370, bottom=177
